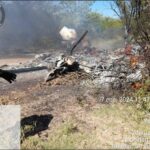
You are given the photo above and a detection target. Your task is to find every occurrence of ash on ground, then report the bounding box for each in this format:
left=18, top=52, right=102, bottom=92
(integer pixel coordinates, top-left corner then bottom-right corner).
left=0, top=44, right=147, bottom=92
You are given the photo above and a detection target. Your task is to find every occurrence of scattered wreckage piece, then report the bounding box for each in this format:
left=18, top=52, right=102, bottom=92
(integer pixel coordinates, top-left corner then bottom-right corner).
left=70, top=30, right=88, bottom=55
left=45, top=55, right=80, bottom=82
left=127, top=70, right=142, bottom=82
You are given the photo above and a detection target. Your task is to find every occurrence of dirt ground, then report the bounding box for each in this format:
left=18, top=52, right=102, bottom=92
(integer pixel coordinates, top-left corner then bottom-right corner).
left=0, top=57, right=149, bottom=149
left=0, top=55, right=33, bottom=66
left=0, top=70, right=94, bottom=115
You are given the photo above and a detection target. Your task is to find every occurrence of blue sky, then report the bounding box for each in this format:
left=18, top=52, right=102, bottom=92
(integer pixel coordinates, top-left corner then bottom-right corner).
left=91, top=1, right=119, bottom=18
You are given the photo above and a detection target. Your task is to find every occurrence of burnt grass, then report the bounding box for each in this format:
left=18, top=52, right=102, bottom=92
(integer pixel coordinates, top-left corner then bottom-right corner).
left=0, top=70, right=99, bottom=124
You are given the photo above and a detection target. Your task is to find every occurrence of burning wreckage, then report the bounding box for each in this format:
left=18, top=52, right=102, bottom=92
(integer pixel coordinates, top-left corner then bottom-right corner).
left=45, top=30, right=88, bottom=82
left=1, top=28, right=146, bottom=90
left=44, top=29, right=145, bottom=90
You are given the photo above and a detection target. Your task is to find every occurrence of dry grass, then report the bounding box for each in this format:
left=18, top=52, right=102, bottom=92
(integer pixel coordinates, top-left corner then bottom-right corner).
left=21, top=103, right=150, bottom=149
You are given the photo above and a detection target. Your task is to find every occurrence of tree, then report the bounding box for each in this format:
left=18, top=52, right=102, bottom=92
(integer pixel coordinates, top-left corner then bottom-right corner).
left=113, top=0, right=150, bottom=74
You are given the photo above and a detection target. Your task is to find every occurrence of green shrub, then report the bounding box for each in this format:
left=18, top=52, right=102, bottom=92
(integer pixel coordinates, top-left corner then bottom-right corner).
left=133, top=79, right=150, bottom=112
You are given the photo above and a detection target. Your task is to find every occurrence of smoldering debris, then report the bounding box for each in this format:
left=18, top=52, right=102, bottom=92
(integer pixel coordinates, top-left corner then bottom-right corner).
left=45, top=55, right=80, bottom=82
left=1, top=43, right=147, bottom=90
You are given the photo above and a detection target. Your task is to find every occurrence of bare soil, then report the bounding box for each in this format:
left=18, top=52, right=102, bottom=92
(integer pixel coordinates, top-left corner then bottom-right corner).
left=0, top=61, right=95, bottom=122
left=0, top=55, right=33, bottom=66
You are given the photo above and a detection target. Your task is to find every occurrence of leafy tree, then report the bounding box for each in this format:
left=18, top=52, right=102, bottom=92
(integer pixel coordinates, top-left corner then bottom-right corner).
left=83, top=11, right=122, bottom=38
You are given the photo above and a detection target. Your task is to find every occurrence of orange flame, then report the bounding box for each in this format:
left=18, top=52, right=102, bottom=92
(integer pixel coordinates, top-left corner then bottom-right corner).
left=131, top=82, right=142, bottom=89
left=130, top=56, right=139, bottom=68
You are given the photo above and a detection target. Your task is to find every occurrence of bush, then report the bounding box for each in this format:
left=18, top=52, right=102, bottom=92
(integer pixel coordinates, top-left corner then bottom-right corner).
left=133, top=79, right=150, bottom=112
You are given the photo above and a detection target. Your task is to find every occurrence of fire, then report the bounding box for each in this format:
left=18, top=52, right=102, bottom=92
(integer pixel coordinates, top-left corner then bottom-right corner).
left=130, top=56, right=139, bottom=68
left=131, top=82, right=142, bottom=89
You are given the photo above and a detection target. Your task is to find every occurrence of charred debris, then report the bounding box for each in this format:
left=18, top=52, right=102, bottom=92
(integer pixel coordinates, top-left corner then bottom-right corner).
left=0, top=27, right=147, bottom=90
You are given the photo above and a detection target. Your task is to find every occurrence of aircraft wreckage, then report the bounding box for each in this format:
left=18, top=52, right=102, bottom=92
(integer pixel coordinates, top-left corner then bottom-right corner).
left=0, top=27, right=146, bottom=89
